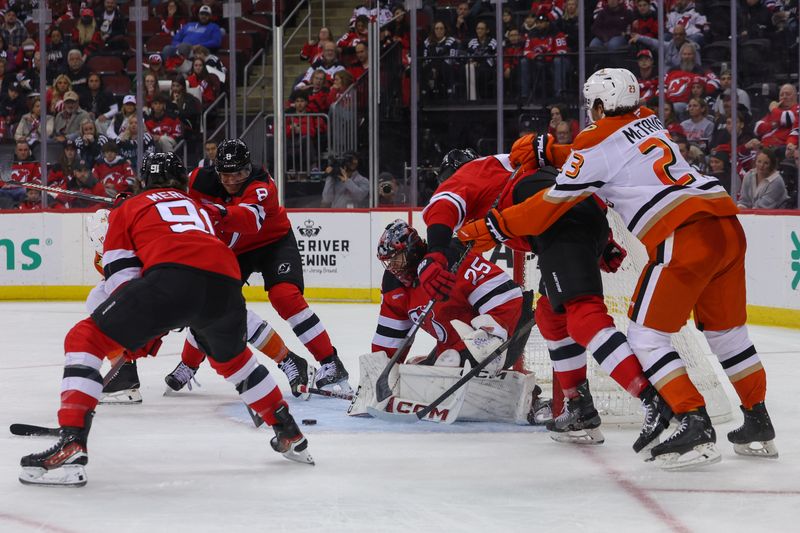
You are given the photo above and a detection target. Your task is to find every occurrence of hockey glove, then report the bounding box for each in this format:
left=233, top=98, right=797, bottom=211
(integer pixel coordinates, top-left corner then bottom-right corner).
left=509, top=132, right=553, bottom=174
left=112, top=192, right=132, bottom=208
left=457, top=208, right=513, bottom=253
left=417, top=251, right=456, bottom=301
left=599, top=233, right=627, bottom=273
left=203, top=203, right=228, bottom=227
left=123, top=335, right=164, bottom=361
left=451, top=315, right=506, bottom=376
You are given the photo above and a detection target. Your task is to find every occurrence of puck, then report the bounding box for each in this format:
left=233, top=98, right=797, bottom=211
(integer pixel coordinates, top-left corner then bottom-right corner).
left=301, top=419, right=317, bottom=426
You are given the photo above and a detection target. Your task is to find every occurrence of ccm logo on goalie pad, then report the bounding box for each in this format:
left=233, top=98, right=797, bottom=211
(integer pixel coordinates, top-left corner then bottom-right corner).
left=387, top=397, right=452, bottom=422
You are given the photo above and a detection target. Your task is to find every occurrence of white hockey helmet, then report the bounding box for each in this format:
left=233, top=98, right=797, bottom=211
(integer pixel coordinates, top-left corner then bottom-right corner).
left=86, top=209, right=111, bottom=256
left=583, top=68, right=639, bottom=116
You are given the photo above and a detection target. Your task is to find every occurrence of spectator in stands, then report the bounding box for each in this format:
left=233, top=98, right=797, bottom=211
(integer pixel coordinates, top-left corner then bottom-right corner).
left=95, top=0, right=128, bottom=51
left=738, top=0, right=774, bottom=40
left=712, top=70, right=751, bottom=116
left=377, top=171, right=407, bottom=206
left=452, top=1, right=480, bottom=44
left=51, top=0, right=76, bottom=28
left=165, top=45, right=193, bottom=76
left=708, top=150, right=732, bottom=193
left=160, top=0, right=189, bottom=36
left=520, top=11, right=537, bottom=40
left=326, top=69, right=354, bottom=109
left=14, top=96, right=52, bottom=148
left=348, top=42, right=369, bottom=81
left=630, top=0, right=658, bottom=44
left=92, top=140, right=136, bottom=197
left=321, top=151, right=369, bottom=208
left=554, top=120, right=573, bottom=144
left=73, top=8, right=104, bottom=58
left=665, top=42, right=718, bottom=119
left=191, top=45, right=227, bottom=83
left=66, top=160, right=103, bottom=209
left=738, top=148, right=790, bottom=209
left=10, top=140, right=41, bottom=185
left=165, top=5, right=222, bottom=57
left=143, top=72, right=161, bottom=111
left=18, top=182, right=67, bottom=211
left=632, top=23, right=700, bottom=70
left=105, top=94, right=136, bottom=140
left=14, top=38, right=35, bottom=73
left=0, top=57, right=12, bottom=99
left=548, top=104, right=579, bottom=141
left=590, top=0, right=633, bottom=50
left=381, top=4, right=411, bottom=73
left=14, top=48, right=42, bottom=94
left=520, top=14, right=568, bottom=102
left=145, top=93, right=183, bottom=153
left=306, top=69, right=331, bottom=113
left=689, top=76, right=713, bottom=110
left=681, top=96, right=714, bottom=151
left=0, top=34, right=14, bottom=74
left=169, top=75, right=201, bottom=139
left=0, top=81, right=27, bottom=133
left=754, top=83, right=799, bottom=155
left=503, top=27, right=525, bottom=96
left=296, top=41, right=345, bottom=90
left=52, top=90, right=91, bottom=143
left=715, top=110, right=758, bottom=177
left=197, top=139, right=217, bottom=168
left=2, top=8, right=28, bottom=55
left=45, top=27, right=70, bottom=82
left=635, top=49, right=658, bottom=104
left=286, top=90, right=325, bottom=140
left=301, top=27, right=334, bottom=65
left=338, top=14, right=369, bottom=57
left=47, top=74, right=72, bottom=114
left=465, top=20, right=498, bottom=100
left=557, top=0, right=579, bottom=51
left=56, top=139, right=80, bottom=182
left=187, top=57, right=220, bottom=106
left=60, top=49, right=91, bottom=90
left=663, top=100, right=687, bottom=139
left=666, top=0, right=709, bottom=46
left=116, top=115, right=155, bottom=169
left=144, top=54, right=167, bottom=81
left=79, top=72, right=118, bottom=129
left=422, top=20, right=459, bottom=100
left=74, top=118, right=103, bottom=168
left=675, top=136, right=705, bottom=172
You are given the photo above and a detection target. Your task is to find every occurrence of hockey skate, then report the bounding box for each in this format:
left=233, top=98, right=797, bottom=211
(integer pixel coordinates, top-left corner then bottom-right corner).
left=649, top=407, right=721, bottom=471
left=314, top=350, right=352, bottom=394
left=278, top=351, right=315, bottom=400
left=19, top=412, right=93, bottom=487
left=527, top=385, right=553, bottom=425
left=270, top=404, right=314, bottom=465
left=727, top=402, right=778, bottom=458
left=546, top=380, right=604, bottom=444
left=632, top=385, right=673, bottom=454
left=100, top=361, right=142, bottom=404
left=164, top=361, right=201, bottom=394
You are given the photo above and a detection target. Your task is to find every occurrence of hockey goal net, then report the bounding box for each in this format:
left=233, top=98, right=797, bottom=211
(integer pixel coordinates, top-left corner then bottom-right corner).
left=514, top=209, right=733, bottom=424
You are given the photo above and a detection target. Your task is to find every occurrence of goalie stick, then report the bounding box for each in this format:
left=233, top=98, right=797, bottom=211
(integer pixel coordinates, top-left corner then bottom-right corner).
left=367, top=317, right=536, bottom=423
left=9, top=356, right=127, bottom=437
left=4, top=179, right=114, bottom=205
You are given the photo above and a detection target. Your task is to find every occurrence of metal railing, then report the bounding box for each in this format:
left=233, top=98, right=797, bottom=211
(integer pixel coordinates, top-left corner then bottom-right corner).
left=202, top=94, right=229, bottom=146
left=242, top=48, right=267, bottom=131
left=267, top=112, right=331, bottom=181
left=241, top=110, right=267, bottom=166
left=328, top=84, right=358, bottom=157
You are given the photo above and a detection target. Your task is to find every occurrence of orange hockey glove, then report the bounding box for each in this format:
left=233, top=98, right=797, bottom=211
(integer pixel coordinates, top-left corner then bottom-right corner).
left=457, top=208, right=514, bottom=253
left=509, top=133, right=554, bottom=174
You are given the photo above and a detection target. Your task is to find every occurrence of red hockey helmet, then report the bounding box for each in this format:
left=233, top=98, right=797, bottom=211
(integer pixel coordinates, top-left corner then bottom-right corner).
left=377, top=219, right=427, bottom=286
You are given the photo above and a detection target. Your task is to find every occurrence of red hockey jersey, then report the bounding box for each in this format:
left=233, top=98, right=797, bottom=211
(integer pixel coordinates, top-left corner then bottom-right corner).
left=371, top=252, right=523, bottom=359
left=188, top=166, right=292, bottom=254
left=754, top=104, right=799, bottom=148
left=102, top=188, right=240, bottom=294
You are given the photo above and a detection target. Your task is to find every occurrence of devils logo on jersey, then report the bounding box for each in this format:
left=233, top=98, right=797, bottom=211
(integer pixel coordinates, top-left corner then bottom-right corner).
left=408, top=305, right=447, bottom=343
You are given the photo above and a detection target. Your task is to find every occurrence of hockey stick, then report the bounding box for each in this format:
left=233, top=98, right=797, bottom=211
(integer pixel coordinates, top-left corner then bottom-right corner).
left=297, top=385, right=354, bottom=401
left=246, top=406, right=264, bottom=428
left=368, top=317, right=536, bottom=423
left=9, top=357, right=128, bottom=437
left=5, top=179, right=114, bottom=205
left=374, top=241, right=475, bottom=404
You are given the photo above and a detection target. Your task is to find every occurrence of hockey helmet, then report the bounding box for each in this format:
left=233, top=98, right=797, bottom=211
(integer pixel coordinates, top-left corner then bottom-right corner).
left=377, top=219, right=427, bottom=286
left=86, top=209, right=110, bottom=256
left=436, top=148, right=479, bottom=183
left=140, top=152, right=188, bottom=190
left=215, top=138, right=252, bottom=174
left=583, top=68, right=639, bottom=119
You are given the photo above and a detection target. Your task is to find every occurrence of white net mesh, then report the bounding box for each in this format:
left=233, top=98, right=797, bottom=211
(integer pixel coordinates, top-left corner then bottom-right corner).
left=520, top=209, right=733, bottom=424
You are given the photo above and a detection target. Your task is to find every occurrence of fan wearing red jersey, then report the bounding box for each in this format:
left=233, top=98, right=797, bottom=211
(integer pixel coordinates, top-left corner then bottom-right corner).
left=428, top=146, right=672, bottom=449
left=19, top=153, right=313, bottom=488
left=459, top=68, right=777, bottom=469
left=175, top=139, right=350, bottom=395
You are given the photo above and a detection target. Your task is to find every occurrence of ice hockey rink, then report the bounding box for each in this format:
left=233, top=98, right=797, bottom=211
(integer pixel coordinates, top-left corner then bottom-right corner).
left=1, top=301, right=798, bottom=533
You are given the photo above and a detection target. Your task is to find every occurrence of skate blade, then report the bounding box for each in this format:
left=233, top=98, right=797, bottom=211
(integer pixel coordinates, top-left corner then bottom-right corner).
left=99, top=389, right=142, bottom=404
left=651, top=443, right=722, bottom=471
left=280, top=439, right=315, bottom=465
left=318, top=380, right=354, bottom=396
left=549, top=427, right=605, bottom=445
left=19, top=465, right=87, bottom=487
left=733, top=440, right=779, bottom=458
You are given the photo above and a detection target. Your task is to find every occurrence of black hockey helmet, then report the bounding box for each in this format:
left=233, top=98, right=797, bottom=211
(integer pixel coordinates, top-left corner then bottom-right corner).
left=436, top=148, right=479, bottom=183
left=377, top=219, right=427, bottom=286
left=215, top=138, right=252, bottom=174
left=140, top=152, right=188, bottom=190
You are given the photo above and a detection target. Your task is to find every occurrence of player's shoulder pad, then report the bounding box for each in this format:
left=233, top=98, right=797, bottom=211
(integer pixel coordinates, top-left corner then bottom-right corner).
left=381, top=269, right=405, bottom=294
left=190, top=167, right=226, bottom=198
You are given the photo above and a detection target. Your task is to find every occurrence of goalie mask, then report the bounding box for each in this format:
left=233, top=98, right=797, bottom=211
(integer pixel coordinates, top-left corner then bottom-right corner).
left=377, top=220, right=427, bottom=286
left=436, top=148, right=479, bottom=183
left=140, top=152, right=188, bottom=190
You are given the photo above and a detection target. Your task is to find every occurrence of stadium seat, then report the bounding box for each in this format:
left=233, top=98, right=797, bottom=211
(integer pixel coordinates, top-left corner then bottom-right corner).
left=102, top=74, right=133, bottom=95
left=59, top=18, right=77, bottom=37
left=144, top=34, right=173, bottom=55
left=252, top=0, right=274, bottom=16
left=87, top=55, right=125, bottom=75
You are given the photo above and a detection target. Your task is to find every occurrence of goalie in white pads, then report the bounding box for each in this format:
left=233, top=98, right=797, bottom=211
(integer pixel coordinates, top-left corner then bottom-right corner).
left=349, top=220, right=545, bottom=425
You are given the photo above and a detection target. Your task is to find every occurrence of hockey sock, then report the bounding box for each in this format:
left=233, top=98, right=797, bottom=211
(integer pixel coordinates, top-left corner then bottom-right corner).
left=657, top=372, right=706, bottom=414
left=704, top=327, right=767, bottom=409
left=207, top=348, right=286, bottom=425
left=246, top=309, right=289, bottom=363
left=586, top=328, right=648, bottom=398
left=60, top=318, right=122, bottom=427
left=536, top=297, right=586, bottom=399
left=269, top=283, right=334, bottom=362
left=181, top=331, right=207, bottom=368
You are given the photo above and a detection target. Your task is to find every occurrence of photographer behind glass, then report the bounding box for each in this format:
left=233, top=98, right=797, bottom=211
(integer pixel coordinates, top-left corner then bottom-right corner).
left=377, top=171, right=407, bottom=206
left=320, top=151, right=370, bottom=208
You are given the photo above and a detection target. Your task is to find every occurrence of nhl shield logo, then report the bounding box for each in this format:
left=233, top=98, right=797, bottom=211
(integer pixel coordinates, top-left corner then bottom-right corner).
left=297, top=219, right=321, bottom=237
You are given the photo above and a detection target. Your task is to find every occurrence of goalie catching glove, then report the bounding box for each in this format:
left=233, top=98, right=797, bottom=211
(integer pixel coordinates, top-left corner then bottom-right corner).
left=451, top=315, right=508, bottom=376
left=457, top=208, right=514, bottom=253
left=599, top=232, right=627, bottom=273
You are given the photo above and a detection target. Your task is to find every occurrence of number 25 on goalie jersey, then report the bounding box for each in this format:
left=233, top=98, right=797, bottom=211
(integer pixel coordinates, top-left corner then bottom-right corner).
left=372, top=252, right=523, bottom=359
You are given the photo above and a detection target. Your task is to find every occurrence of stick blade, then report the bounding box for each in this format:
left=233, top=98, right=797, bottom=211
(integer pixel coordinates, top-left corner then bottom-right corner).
left=10, top=423, right=60, bottom=437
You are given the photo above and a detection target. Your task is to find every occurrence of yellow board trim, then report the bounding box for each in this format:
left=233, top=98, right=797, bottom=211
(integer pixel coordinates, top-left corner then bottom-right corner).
left=746, top=305, right=800, bottom=330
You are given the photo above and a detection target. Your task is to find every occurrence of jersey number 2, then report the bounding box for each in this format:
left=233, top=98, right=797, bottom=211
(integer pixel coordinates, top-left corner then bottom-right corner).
left=156, top=200, right=215, bottom=234
left=639, top=138, right=696, bottom=186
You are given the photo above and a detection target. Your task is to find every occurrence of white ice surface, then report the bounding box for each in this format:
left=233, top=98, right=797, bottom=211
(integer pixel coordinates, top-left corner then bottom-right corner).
left=1, top=301, right=799, bottom=533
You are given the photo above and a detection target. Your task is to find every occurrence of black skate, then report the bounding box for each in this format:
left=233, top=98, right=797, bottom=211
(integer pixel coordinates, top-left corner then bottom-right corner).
left=19, top=412, right=93, bottom=487
left=633, top=385, right=673, bottom=454
left=164, top=361, right=201, bottom=393
left=314, top=350, right=352, bottom=394
left=100, top=361, right=142, bottom=404
left=727, top=402, right=778, bottom=458
left=546, top=380, right=604, bottom=444
left=649, top=407, right=721, bottom=470
left=527, top=385, right=553, bottom=425
left=278, top=351, right=315, bottom=400
left=269, top=404, right=314, bottom=465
